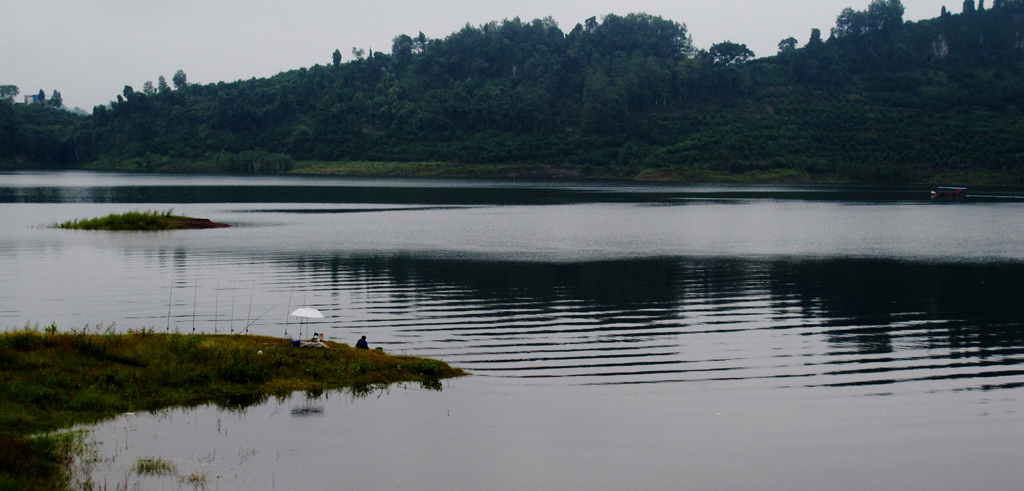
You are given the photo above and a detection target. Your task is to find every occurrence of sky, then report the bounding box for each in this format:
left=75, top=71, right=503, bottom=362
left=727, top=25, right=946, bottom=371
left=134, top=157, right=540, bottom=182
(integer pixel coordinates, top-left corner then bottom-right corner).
left=4, top=0, right=956, bottom=111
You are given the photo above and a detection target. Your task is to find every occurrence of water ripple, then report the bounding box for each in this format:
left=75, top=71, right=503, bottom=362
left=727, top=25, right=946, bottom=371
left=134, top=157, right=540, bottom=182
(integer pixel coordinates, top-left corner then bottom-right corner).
left=3, top=239, right=1022, bottom=394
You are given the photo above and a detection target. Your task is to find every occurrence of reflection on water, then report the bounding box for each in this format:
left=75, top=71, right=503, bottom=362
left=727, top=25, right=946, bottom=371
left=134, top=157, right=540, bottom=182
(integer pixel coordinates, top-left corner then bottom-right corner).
left=3, top=172, right=1024, bottom=490
left=6, top=249, right=1020, bottom=392
left=274, top=255, right=1024, bottom=392
left=78, top=384, right=428, bottom=490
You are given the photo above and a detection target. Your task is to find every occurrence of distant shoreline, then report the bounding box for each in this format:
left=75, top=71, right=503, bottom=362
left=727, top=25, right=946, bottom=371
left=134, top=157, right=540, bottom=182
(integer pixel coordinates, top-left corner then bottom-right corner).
left=57, top=159, right=1018, bottom=187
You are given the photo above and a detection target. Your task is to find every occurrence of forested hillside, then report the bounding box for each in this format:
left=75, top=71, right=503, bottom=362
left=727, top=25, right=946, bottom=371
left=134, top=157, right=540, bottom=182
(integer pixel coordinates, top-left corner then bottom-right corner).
left=3, top=0, right=1024, bottom=183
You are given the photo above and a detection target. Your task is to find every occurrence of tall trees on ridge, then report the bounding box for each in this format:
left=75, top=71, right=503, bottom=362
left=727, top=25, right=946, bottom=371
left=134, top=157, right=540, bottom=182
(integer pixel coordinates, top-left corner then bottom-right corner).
left=709, top=41, right=755, bottom=65
left=832, top=0, right=905, bottom=39
left=778, top=37, right=798, bottom=54
left=172, top=70, right=187, bottom=89
left=3, top=2, right=1024, bottom=182
left=0, top=85, right=17, bottom=102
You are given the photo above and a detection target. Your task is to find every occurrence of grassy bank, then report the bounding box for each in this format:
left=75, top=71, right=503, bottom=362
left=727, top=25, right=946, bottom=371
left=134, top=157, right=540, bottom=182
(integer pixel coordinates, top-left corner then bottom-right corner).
left=0, top=324, right=465, bottom=490
left=53, top=209, right=229, bottom=231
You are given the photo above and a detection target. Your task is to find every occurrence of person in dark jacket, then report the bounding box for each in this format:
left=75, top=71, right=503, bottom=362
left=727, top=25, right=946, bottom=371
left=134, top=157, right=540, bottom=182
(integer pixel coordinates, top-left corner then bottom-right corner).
left=355, top=335, right=369, bottom=349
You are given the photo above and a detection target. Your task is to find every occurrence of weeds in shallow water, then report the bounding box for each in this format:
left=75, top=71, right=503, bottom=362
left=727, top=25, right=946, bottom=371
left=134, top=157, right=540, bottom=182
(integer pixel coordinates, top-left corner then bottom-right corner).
left=180, top=471, right=208, bottom=488
left=238, top=446, right=258, bottom=465
left=136, top=457, right=177, bottom=476
left=0, top=430, right=96, bottom=491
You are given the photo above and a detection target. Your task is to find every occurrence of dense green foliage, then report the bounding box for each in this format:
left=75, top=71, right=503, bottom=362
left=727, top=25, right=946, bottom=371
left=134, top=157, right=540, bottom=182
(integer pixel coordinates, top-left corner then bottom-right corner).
left=0, top=325, right=464, bottom=489
left=3, top=2, right=1024, bottom=182
left=0, top=99, right=83, bottom=168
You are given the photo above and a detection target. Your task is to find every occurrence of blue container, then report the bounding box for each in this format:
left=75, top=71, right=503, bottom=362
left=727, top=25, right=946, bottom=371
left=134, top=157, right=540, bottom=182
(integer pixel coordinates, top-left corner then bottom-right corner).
left=292, top=340, right=300, bottom=347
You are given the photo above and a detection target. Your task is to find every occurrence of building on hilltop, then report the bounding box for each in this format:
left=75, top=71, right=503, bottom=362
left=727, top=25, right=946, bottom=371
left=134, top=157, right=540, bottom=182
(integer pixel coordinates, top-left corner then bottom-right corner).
left=24, top=92, right=50, bottom=107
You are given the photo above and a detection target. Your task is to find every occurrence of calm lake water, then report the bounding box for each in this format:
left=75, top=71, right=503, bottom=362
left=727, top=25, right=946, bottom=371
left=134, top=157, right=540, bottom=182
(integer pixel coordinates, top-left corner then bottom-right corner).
left=2, top=171, right=1023, bottom=490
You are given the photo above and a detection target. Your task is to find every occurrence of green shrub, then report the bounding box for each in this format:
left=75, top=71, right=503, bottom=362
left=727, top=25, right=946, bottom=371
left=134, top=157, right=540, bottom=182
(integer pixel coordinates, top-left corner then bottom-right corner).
left=223, top=356, right=268, bottom=384
left=7, top=332, right=39, bottom=351
left=69, top=388, right=106, bottom=412
left=350, top=360, right=372, bottom=375
left=407, top=360, right=445, bottom=376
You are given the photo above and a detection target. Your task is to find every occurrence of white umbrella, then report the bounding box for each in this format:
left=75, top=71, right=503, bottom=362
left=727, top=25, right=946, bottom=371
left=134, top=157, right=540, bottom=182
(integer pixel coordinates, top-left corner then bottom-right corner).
left=290, top=307, right=325, bottom=319
left=290, top=307, right=325, bottom=339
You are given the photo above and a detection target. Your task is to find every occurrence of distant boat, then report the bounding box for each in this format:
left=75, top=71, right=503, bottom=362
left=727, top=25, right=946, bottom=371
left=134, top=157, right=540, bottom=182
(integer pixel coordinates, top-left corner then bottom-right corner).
left=931, top=186, right=966, bottom=199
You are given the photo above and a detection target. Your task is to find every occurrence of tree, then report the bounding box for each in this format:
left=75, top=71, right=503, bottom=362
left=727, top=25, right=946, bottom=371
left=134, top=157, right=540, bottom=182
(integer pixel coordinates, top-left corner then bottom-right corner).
left=391, top=34, right=413, bottom=66
left=709, top=41, right=755, bottom=65
left=142, top=81, right=156, bottom=95
left=123, top=85, right=134, bottom=100
left=584, top=13, right=694, bottom=61
left=38, top=89, right=45, bottom=102
left=158, top=75, right=169, bottom=93
left=92, top=104, right=108, bottom=123
left=413, top=32, right=428, bottom=53
left=964, top=0, right=976, bottom=13
left=833, top=7, right=868, bottom=39
left=50, top=90, right=62, bottom=109
left=0, top=85, right=17, bottom=102
left=352, top=47, right=365, bottom=60
left=332, top=49, right=342, bottom=67
left=808, top=28, right=823, bottom=47
left=172, top=70, right=187, bottom=89
left=833, top=0, right=904, bottom=40
left=778, top=37, right=798, bottom=54
left=867, top=0, right=905, bottom=32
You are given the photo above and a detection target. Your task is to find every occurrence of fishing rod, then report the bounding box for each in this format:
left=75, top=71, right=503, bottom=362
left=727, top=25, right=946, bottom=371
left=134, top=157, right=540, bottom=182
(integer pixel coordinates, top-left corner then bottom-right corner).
left=284, top=288, right=294, bottom=338
left=236, top=303, right=280, bottom=336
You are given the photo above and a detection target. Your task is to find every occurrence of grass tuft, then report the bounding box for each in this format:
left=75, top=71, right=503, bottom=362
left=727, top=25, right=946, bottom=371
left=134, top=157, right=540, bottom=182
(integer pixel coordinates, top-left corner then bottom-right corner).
left=136, top=457, right=177, bottom=476
left=180, top=471, right=207, bottom=487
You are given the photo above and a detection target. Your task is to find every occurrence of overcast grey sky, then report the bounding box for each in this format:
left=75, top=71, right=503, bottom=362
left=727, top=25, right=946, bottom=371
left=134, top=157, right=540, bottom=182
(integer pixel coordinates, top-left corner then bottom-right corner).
left=4, top=0, right=954, bottom=111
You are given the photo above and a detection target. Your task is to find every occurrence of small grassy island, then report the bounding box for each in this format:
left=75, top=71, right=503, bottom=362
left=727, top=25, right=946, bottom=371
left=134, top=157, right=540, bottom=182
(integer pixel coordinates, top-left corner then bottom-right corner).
left=53, top=209, right=230, bottom=231
left=0, top=325, right=465, bottom=490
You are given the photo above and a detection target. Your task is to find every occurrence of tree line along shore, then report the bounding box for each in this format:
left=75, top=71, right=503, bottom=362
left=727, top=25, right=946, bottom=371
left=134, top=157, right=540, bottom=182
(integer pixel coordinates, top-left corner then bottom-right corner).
left=3, top=1, right=1024, bottom=185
